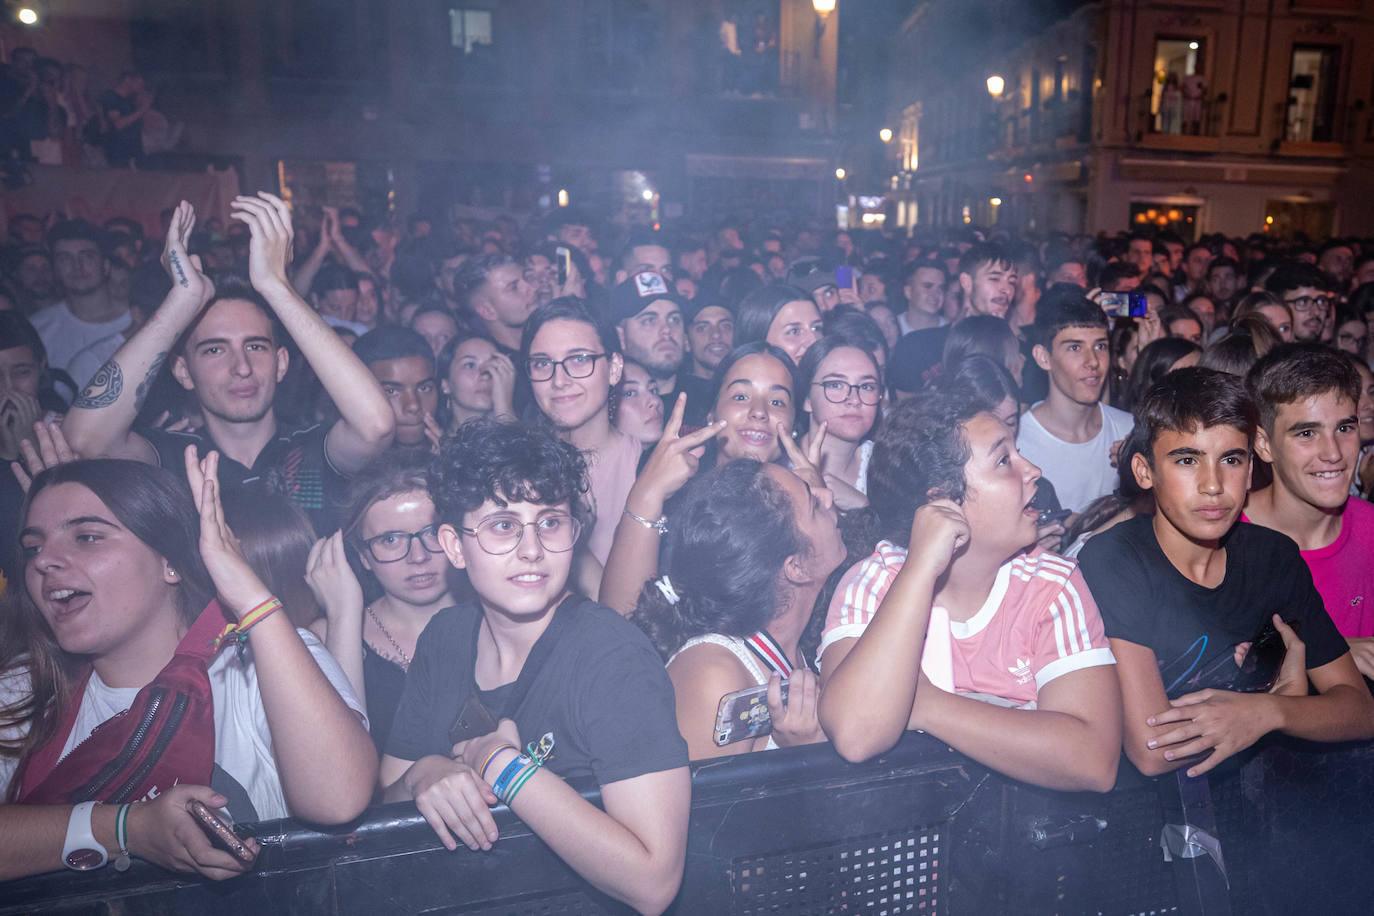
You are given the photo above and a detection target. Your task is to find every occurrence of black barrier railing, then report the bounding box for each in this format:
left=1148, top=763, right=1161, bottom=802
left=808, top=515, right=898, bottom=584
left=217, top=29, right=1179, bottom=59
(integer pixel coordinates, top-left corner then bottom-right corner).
left=4, top=731, right=1374, bottom=915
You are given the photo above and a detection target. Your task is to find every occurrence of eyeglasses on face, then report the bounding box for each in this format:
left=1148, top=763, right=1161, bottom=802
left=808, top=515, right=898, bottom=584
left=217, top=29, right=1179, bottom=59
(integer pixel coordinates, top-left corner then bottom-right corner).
left=813, top=379, right=882, bottom=406
left=458, top=514, right=581, bottom=556
left=361, top=525, right=444, bottom=563
left=1285, top=295, right=1332, bottom=313
left=525, top=353, right=607, bottom=382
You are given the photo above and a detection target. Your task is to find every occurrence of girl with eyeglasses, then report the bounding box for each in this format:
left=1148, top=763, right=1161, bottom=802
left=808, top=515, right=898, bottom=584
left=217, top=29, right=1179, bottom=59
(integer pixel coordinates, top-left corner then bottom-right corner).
left=796, top=336, right=883, bottom=510
left=519, top=298, right=636, bottom=576
left=306, top=452, right=460, bottom=753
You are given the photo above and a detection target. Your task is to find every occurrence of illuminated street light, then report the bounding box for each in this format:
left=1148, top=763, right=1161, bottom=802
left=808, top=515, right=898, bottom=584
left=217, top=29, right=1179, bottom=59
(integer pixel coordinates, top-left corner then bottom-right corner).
left=557, top=189, right=569, bottom=207
left=835, top=167, right=847, bottom=180
left=1189, top=41, right=1199, bottom=50
left=986, top=75, right=1005, bottom=97
left=641, top=188, right=655, bottom=202
left=879, top=127, right=893, bottom=143
left=812, top=0, right=836, bottom=16
left=18, top=7, right=39, bottom=25
left=990, top=197, right=1003, bottom=206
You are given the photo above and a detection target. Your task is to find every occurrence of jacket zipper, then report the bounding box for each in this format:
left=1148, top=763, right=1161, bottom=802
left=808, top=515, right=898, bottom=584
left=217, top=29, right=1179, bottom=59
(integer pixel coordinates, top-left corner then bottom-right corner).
left=72, top=688, right=165, bottom=802
left=109, top=691, right=189, bottom=804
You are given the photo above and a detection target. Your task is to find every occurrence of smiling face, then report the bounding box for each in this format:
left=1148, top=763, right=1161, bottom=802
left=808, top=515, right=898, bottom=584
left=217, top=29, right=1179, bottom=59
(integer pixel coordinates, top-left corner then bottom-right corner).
left=357, top=489, right=450, bottom=606
left=615, top=361, right=664, bottom=445
left=1035, top=324, right=1109, bottom=407
left=22, top=482, right=180, bottom=659
left=710, top=352, right=795, bottom=462
left=173, top=298, right=287, bottom=424
left=803, top=346, right=880, bottom=443
left=959, top=412, right=1043, bottom=559
left=438, top=497, right=576, bottom=621
left=1255, top=391, right=1360, bottom=512
left=765, top=299, right=823, bottom=365
left=1134, top=423, right=1251, bottom=547
left=529, top=318, right=621, bottom=433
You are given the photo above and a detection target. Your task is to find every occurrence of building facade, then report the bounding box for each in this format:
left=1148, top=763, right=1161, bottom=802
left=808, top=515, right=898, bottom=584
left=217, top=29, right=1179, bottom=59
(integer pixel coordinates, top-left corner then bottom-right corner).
left=887, top=0, right=1374, bottom=239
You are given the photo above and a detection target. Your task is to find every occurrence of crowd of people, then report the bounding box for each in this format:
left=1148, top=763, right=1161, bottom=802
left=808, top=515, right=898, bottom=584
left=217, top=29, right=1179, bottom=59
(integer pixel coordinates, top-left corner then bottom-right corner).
left=0, top=189, right=1372, bottom=914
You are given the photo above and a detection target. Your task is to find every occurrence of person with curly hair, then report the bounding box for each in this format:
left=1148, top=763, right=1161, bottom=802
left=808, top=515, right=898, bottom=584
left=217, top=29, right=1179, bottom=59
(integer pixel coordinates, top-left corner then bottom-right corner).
left=379, top=419, right=689, bottom=916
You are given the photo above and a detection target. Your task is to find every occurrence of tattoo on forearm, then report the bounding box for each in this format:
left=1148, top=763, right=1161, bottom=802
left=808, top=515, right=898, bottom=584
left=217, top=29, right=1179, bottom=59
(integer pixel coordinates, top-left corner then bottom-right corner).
left=169, top=250, right=189, bottom=288
left=73, top=360, right=124, bottom=410
left=134, top=352, right=167, bottom=412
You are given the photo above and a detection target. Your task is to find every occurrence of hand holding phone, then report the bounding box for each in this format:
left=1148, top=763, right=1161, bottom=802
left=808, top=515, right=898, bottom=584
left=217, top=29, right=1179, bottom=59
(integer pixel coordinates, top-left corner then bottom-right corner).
left=715, top=680, right=787, bottom=745
left=188, top=799, right=257, bottom=865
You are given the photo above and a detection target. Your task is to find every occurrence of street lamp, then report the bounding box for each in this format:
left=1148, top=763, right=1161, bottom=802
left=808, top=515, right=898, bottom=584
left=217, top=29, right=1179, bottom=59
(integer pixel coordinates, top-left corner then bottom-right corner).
left=18, top=7, right=40, bottom=25
left=879, top=127, right=893, bottom=143
left=812, top=0, right=836, bottom=15
left=986, top=75, right=1005, bottom=97
left=835, top=167, right=847, bottom=180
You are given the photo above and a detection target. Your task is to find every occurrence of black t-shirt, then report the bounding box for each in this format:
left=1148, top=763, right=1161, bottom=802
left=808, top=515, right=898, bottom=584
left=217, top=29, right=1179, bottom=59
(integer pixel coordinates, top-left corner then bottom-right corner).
left=676, top=373, right=716, bottom=428
left=99, top=89, right=141, bottom=166
left=363, top=643, right=408, bottom=755
left=889, top=325, right=950, bottom=393
left=140, top=422, right=348, bottom=535
left=1079, top=515, right=1348, bottom=697
left=386, top=595, right=688, bottom=786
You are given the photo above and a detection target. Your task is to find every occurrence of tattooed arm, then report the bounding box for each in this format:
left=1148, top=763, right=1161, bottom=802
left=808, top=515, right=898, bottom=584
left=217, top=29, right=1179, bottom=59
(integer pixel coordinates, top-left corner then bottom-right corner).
left=63, top=201, right=215, bottom=463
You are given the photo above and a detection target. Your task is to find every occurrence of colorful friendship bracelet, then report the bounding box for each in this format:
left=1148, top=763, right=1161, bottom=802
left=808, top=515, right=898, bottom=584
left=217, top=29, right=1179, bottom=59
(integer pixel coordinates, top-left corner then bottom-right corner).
left=502, top=761, right=540, bottom=806
left=491, top=754, right=532, bottom=800
left=479, top=744, right=518, bottom=782
left=113, top=803, right=132, bottom=872
left=210, top=597, right=284, bottom=653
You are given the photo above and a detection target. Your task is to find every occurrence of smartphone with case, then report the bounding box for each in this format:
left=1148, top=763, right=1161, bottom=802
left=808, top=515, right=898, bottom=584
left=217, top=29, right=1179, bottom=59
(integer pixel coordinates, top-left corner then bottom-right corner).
left=1098, top=292, right=1129, bottom=317
left=188, top=800, right=256, bottom=864
left=556, top=246, right=572, bottom=287
left=1127, top=290, right=1150, bottom=318
left=448, top=692, right=499, bottom=745
left=714, top=680, right=788, bottom=746
left=835, top=265, right=855, bottom=289
left=1230, top=618, right=1299, bottom=693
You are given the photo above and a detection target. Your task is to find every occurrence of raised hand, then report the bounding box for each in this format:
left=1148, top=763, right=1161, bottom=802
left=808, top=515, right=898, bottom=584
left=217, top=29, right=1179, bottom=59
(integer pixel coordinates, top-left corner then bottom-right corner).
left=305, top=531, right=364, bottom=626
left=160, top=201, right=214, bottom=304
left=625, top=394, right=724, bottom=520
left=0, top=394, right=41, bottom=463
left=780, top=420, right=826, bottom=490
left=230, top=192, right=295, bottom=293
left=484, top=353, right=517, bottom=420
left=907, top=498, right=971, bottom=580
left=185, top=445, right=272, bottom=618
left=11, top=418, right=74, bottom=493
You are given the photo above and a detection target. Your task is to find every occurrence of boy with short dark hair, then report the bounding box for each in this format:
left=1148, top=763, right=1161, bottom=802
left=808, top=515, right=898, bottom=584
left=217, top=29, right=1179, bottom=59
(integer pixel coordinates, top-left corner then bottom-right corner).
left=1242, top=343, right=1374, bottom=674
left=1079, top=367, right=1374, bottom=779
left=354, top=326, right=440, bottom=450
left=1016, top=293, right=1133, bottom=514
left=380, top=419, right=689, bottom=916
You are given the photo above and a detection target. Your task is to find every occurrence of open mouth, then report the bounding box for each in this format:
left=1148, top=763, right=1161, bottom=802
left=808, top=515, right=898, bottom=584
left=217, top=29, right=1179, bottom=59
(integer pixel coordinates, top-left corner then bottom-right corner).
left=736, top=428, right=771, bottom=447
left=46, top=588, right=92, bottom=618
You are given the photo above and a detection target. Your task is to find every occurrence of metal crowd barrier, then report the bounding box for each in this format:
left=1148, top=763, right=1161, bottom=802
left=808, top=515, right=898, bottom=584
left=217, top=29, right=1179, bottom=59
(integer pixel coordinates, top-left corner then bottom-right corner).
left=4, top=731, right=1372, bottom=915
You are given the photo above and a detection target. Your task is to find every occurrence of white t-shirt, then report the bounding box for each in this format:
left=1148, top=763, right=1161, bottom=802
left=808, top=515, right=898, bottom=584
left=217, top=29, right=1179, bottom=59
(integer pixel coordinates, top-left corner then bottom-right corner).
left=28, top=302, right=132, bottom=382
left=0, top=630, right=366, bottom=822
left=1016, top=402, right=1134, bottom=514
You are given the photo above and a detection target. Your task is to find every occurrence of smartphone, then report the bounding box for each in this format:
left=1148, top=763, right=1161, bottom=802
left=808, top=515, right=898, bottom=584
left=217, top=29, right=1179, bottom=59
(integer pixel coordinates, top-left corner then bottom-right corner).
left=714, top=680, right=788, bottom=746
left=1098, top=292, right=1129, bottom=317
left=835, top=265, right=855, bottom=289
left=555, top=245, right=572, bottom=287
left=188, top=800, right=256, bottom=864
left=1231, top=618, right=1299, bottom=693
left=1127, top=290, right=1150, bottom=318
left=1037, top=507, right=1072, bottom=527
left=447, top=692, right=499, bottom=745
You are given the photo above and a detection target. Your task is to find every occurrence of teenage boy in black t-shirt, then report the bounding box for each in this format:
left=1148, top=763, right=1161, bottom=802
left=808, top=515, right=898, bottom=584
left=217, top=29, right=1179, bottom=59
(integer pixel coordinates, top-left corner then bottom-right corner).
left=381, top=419, right=689, bottom=916
left=1079, top=368, right=1374, bottom=779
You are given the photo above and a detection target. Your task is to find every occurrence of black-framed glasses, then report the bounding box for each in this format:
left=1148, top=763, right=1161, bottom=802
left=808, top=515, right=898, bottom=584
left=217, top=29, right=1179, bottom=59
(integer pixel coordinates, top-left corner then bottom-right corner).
left=1285, top=295, right=1333, bottom=314
left=814, top=379, right=882, bottom=406
left=361, top=525, right=443, bottom=563
left=525, top=353, right=607, bottom=382
left=458, top=514, right=581, bottom=556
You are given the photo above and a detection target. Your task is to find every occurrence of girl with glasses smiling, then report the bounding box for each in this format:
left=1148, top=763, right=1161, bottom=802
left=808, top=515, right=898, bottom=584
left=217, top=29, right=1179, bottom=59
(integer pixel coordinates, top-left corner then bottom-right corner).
left=306, top=452, right=460, bottom=753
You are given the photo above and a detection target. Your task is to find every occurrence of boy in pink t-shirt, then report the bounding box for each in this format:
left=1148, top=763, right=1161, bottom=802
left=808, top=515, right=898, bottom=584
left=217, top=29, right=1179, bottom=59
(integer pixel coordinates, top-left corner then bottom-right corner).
left=1244, top=346, right=1374, bottom=673
left=817, top=385, right=1121, bottom=793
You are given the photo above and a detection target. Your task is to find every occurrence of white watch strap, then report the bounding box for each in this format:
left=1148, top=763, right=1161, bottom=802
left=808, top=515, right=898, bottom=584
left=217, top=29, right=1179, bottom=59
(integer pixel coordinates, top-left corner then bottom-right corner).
left=62, top=801, right=108, bottom=871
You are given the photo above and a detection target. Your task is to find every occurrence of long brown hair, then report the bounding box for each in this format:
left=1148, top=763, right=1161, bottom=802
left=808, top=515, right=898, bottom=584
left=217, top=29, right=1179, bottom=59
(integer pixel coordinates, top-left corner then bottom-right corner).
left=0, top=461, right=213, bottom=799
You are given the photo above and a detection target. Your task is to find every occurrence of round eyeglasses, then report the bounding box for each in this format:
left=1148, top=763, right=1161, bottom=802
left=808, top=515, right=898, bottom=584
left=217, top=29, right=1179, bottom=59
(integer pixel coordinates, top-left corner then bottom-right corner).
left=1284, top=295, right=1332, bottom=314
left=361, top=525, right=444, bottom=563
left=458, top=514, right=581, bottom=556
left=525, top=353, right=607, bottom=382
left=813, top=379, right=883, bottom=406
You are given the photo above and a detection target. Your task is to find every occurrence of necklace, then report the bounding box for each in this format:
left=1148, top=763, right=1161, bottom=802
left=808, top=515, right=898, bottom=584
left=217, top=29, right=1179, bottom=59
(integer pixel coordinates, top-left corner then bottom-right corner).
left=366, top=604, right=411, bottom=670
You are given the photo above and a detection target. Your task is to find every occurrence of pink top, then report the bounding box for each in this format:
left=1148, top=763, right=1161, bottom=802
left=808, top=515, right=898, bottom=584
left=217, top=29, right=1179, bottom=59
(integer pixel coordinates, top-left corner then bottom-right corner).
left=583, top=432, right=643, bottom=567
left=1246, top=499, right=1374, bottom=638
left=819, top=543, right=1115, bottom=709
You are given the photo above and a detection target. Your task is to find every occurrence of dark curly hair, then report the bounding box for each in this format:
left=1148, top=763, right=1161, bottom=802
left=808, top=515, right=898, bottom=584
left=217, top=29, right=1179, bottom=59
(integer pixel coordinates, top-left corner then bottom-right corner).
left=633, top=459, right=802, bottom=659
left=868, top=383, right=999, bottom=547
left=429, top=417, right=589, bottom=527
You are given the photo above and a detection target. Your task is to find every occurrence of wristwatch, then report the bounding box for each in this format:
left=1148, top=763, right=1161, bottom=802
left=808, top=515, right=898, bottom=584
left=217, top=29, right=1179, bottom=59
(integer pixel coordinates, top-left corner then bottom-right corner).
left=62, top=801, right=109, bottom=871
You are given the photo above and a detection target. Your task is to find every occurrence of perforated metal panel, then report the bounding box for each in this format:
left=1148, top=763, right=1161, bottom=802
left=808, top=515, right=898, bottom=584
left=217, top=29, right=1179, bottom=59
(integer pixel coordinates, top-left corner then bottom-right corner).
left=730, top=826, right=943, bottom=915
left=431, top=893, right=615, bottom=915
